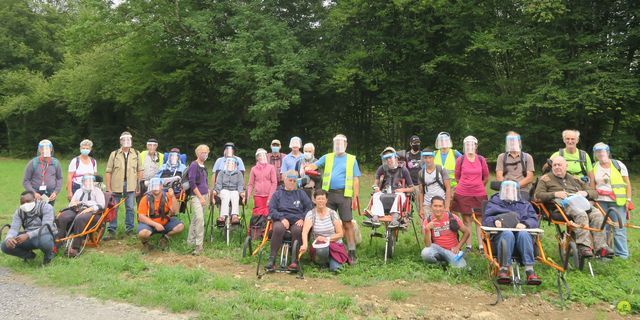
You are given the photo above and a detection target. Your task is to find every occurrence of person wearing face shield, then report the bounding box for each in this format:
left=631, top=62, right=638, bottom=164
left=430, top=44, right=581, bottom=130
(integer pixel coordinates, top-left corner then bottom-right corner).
left=496, top=132, right=535, bottom=200
left=212, top=157, right=245, bottom=226
left=280, top=136, right=304, bottom=177
left=452, top=136, right=489, bottom=252
left=547, top=130, right=594, bottom=183
left=267, top=139, right=286, bottom=185
left=139, top=138, right=165, bottom=200
left=534, top=156, right=611, bottom=258
left=56, top=174, right=106, bottom=257
left=417, top=148, right=451, bottom=219
left=67, top=139, right=98, bottom=201
left=104, top=131, right=144, bottom=240
left=156, top=148, right=187, bottom=190
left=590, top=142, right=632, bottom=259
left=434, top=132, right=462, bottom=189
left=483, top=181, right=542, bottom=285
left=295, top=143, right=321, bottom=200
left=364, top=147, right=414, bottom=229
left=137, top=178, right=183, bottom=251
left=210, top=142, right=246, bottom=187
left=305, top=134, right=361, bottom=263
left=247, top=148, right=278, bottom=217
left=23, top=139, right=63, bottom=205
left=187, top=144, right=210, bottom=255
left=2, top=191, right=57, bottom=264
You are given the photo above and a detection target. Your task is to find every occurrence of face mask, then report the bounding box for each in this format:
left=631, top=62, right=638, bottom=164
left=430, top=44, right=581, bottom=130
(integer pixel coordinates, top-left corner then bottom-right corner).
left=304, top=152, right=313, bottom=160
left=80, top=149, right=91, bottom=156
left=271, top=146, right=280, bottom=153
left=411, top=144, right=420, bottom=151
left=20, top=202, right=36, bottom=212
left=121, top=137, right=132, bottom=148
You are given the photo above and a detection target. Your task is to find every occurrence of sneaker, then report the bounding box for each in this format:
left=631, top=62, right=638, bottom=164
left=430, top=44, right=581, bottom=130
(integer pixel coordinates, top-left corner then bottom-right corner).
left=348, top=250, right=357, bottom=265
left=103, top=230, right=116, bottom=241
left=465, top=246, right=473, bottom=253
left=578, top=245, right=594, bottom=258
left=158, top=235, right=169, bottom=250
left=217, top=217, right=226, bottom=227
left=596, top=247, right=614, bottom=258
left=526, top=270, right=542, bottom=285
left=231, top=215, right=240, bottom=225
left=497, top=268, right=511, bottom=284
left=265, top=257, right=276, bottom=272
left=22, top=251, right=36, bottom=262
left=388, top=213, right=400, bottom=229
left=191, top=244, right=203, bottom=256
left=287, top=261, right=299, bottom=272
left=363, top=216, right=380, bottom=227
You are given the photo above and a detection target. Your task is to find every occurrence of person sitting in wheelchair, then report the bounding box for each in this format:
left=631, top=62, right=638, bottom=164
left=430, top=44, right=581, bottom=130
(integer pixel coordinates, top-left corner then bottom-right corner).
left=534, top=156, right=613, bottom=258
left=363, top=147, right=414, bottom=229
left=56, top=174, right=106, bottom=257
left=156, top=148, right=187, bottom=192
left=137, top=178, right=184, bottom=251
left=483, top=180, right=541, bottom=285
left=212, top=157, right=245, bottom=226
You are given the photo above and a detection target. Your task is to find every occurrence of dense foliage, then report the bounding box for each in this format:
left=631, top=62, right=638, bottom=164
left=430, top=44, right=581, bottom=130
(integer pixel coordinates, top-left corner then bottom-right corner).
left=1, top=0, right=638, bottom=167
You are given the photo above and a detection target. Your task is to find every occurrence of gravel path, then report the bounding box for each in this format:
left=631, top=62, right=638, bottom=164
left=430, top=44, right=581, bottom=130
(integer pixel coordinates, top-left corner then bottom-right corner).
left=0, top=268, right=188, bottom=320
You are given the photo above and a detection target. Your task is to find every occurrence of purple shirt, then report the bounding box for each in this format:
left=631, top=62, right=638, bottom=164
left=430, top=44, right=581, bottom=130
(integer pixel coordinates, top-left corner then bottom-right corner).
left=188, top=161, right=209, bottom=195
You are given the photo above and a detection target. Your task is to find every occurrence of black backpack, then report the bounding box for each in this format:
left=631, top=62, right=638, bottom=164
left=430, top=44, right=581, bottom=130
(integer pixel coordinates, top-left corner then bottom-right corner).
left=427, top=212, right=460, bottom=239
left=559, top=148, right=588, bottom=177
left=501, top=152, right=530, bottom=177
left=380, top=165, right=405, bottom=191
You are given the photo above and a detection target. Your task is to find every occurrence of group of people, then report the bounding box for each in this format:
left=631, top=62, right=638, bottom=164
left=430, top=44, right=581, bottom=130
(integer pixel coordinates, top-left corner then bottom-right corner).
left=2, top=130, right=634, bottom=281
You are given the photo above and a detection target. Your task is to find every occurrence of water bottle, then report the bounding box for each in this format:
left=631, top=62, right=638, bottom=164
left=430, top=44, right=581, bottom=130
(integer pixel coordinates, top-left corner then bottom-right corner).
left=454, top=250, right=465, bottom=262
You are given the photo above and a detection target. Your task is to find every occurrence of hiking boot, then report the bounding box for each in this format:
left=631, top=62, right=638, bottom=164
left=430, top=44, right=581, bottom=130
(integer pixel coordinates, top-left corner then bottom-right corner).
left=141, top=240, right=153, bottom=254
left=217, top=216, right=226, bottom=227
left=231, top=215, right=240, bottom=225
left=578, top=245, right=594, bottom=258
left=159, top=235, right=170, bottom=250
left=348, top=250, right=357, bottom=265
left=103, top=230, right=116, bottom=241
left=191, top=244, right=203, bottom=256
left=265, top=256, right=276, bottom=272
left=287, top=261, right=300, bottom=273
left=497, top=268, right=511, bottom=284
left=67, top=247, right=79, bottom=258
left=362, top=215, right=380, bottom=227
left=388, top=213, right=400, bottom=229
left=22, top=251, right=36, bottom=262
left=43, top=256, right=53, bottom=265
left=526, top=270, right=542, bottom=286
left=596, top=246, right=614, bottom=258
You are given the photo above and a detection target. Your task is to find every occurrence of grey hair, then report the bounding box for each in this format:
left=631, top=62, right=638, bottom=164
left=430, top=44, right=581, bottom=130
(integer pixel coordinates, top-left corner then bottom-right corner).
left=80, top=139, right=93, bottom=148
left=562, top=130, right=580, bottom=140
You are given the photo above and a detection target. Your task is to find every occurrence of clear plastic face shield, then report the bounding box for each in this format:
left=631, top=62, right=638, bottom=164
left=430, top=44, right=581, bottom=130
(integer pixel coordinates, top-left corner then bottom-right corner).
left=146, top=142, right=158, bottom=152
left=169, top=152, right=179, bottom=166
left=421, top=151, right=435, bottom=167
left=289, top=137, right=302, bottom=150
left=284, top=171, right=299, bottom=190
left=82, top=175, right=96, bottom=191
left=149, top=177, right=163, bottom=193
left=225, top=158, right=237, bottom=172
left=499, top=180, right=520, bottom=202
left=593, top=143, right=610, bottom=163
left=381, top=152, right=398, bottom=169
left=463, top=136, right=478, bottom=155
left=224, top=146, right=234, bottom=157
left=120, top=134, right=132, bottom=148
left=256, top=149, right=268, bottom=164
left=505, top=134, right=521, bottom=153
left=333, top=135, right=347, bottom=155
left=38, top=141, right=53, bottom=158
left=435, top=132, right=452, bottom=150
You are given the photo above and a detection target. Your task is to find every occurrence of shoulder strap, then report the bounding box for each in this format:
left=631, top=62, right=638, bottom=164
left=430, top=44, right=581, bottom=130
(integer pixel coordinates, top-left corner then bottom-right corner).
left=435, top=165, right=445, bottom=190
left=578, top=150, right=588, bottom=176
left=521, top=152, right=528, bottom=177
left=559, top=148, right=564, bottom=157
left=611, top=159, right=621, bottom=172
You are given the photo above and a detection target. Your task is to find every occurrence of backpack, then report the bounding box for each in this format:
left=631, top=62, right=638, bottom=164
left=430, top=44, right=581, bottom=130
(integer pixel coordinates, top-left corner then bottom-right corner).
left=419, top=165, right=445, bottom=192
left=501, top=152, right=529, bottom=177
left=31, top=157, right=60, bottom=173
left=71, top=156, right=97, bottom=180
left=145, top=191, right=169, bottom=220
left=182, top=161, right=207, bottom=195
left=559, top=148, right=588, bottom=177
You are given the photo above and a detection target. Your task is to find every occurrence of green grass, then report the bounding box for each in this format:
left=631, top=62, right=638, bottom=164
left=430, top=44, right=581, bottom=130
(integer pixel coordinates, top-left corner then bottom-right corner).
left=1, top=157, right=639, bottom=317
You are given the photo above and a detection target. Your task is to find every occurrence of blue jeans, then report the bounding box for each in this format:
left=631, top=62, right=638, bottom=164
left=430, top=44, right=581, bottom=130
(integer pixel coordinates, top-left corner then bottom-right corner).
left=421, top=244, right=467, bottom=268
left=493, top=231, right=535, bottom=267
left=1, top=233, right=54, bottom=261
left=312, top=248, right=343, bottom=272
left=109, top=192, right=136, bottom=233
left=598, top=201, right=629, bottom=259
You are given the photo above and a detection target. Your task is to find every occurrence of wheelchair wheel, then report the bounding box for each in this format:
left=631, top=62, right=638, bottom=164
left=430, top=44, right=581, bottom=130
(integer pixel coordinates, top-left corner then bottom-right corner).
left=559, top=239, right=579, bottom=270
left=0, top=224, right=10, bottom=239
left=243, top=236, right=252, bottom=258
left=384, top=228, right=395, bottom=262
left=292, top=240, right=300, bottom=264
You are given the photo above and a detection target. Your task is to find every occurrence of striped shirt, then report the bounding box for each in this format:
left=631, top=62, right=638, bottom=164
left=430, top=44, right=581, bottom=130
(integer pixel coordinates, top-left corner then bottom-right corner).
left=305, top=209, right=339, bottom=238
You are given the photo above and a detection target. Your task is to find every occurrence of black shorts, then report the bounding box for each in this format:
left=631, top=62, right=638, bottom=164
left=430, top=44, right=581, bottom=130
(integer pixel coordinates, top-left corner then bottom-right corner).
left=327, top=190, right=353, bottom=222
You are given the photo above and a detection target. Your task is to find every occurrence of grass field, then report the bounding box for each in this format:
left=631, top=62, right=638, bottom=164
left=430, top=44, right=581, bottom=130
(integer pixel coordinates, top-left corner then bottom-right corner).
left=0, top=157, right=638, bottom=318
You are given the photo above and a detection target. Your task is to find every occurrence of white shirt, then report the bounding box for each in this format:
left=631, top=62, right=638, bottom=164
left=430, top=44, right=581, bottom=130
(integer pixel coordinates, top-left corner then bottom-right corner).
left=68, top=157, right=97, bottom=185
left=594, top=161, right=628, bottom=202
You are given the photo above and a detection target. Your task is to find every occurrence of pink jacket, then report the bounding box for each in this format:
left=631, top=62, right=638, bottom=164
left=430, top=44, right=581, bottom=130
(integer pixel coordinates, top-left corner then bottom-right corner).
left=247, top=163, right=278, bottom=200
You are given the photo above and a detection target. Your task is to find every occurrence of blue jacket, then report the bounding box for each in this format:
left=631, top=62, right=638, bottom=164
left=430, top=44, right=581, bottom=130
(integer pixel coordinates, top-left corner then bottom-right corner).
left=483, top=193, right=539, bottom=228
left=268, top=186, right=313, bottom=223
